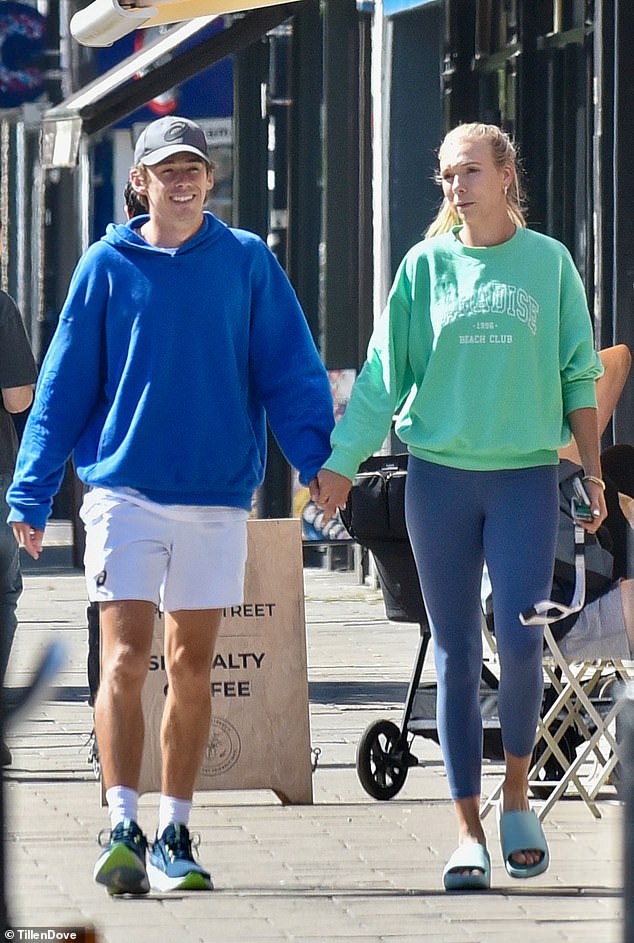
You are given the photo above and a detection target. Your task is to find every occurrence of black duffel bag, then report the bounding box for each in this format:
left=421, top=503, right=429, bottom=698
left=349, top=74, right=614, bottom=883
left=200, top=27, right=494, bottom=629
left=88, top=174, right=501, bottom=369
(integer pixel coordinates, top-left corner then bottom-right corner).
left=340, top=454, right=428, bottom=626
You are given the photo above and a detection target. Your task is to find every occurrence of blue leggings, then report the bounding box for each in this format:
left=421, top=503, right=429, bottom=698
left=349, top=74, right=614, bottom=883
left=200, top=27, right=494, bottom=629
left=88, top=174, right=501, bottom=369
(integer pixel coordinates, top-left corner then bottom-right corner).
left=405, top=457, right=558, bottom=799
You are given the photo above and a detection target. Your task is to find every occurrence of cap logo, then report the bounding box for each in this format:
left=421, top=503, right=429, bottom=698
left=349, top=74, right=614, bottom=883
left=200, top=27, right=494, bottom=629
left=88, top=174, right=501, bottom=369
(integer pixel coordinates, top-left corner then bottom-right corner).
left=164, top=121, right=189, bottom=142
left=134, top=116, right=210, bottom=166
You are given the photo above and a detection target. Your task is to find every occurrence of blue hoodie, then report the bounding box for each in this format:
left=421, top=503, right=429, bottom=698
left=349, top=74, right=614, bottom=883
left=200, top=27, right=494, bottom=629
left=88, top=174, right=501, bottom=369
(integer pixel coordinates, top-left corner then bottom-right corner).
left=8, top=213, right=335, bottom=530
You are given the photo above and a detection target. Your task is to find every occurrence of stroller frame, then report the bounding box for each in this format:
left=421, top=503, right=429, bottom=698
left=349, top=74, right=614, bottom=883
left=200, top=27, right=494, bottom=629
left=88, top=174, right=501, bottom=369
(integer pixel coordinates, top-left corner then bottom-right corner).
left=341, top=454, right=506, bottom=800
left=356, top=617, right=503, bottom=801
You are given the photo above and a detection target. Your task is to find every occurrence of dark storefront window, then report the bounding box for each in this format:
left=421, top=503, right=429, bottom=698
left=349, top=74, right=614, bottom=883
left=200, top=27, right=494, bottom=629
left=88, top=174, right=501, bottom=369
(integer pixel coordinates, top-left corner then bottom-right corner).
left=441, top=1, right=594, bottom=282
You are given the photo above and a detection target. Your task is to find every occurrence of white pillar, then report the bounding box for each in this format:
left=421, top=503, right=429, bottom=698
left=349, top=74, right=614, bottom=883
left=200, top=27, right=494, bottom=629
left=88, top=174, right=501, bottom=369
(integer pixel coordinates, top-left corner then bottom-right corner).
left=371, top=0, right=392, bottom=324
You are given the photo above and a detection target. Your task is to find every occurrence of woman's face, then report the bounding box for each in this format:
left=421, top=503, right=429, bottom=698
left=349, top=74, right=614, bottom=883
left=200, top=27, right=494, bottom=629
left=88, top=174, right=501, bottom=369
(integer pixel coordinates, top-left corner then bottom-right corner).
left=438, top=135, right=512, bottom=228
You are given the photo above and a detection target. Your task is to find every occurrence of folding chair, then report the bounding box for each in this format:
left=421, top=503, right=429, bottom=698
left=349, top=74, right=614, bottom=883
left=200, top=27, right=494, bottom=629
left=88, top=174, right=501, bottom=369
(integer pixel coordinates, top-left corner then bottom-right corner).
left=480, top=633, right=634, bottom=822
left=526, top=631, right=634, bottom=820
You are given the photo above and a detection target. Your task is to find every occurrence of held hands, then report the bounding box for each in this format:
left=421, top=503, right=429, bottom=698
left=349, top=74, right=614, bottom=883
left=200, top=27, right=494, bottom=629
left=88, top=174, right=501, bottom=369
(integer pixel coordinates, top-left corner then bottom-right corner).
left=11, top=522, right=44, bottom=560
left=309, top=469, right=353, bottom=525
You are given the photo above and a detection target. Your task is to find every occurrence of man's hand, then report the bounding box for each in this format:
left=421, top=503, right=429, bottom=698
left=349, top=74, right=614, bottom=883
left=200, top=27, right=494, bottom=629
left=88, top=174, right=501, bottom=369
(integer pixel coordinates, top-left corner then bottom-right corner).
left=310, top=469, right=353, bottom=525
left=11, top=522, right=44, bottom=560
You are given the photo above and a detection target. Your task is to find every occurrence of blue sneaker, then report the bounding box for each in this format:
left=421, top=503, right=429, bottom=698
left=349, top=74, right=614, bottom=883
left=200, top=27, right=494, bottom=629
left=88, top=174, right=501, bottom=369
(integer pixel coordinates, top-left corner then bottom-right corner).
left=93, top=819, right=149, bottom=896
left=147, top=823, right=213, bottom=892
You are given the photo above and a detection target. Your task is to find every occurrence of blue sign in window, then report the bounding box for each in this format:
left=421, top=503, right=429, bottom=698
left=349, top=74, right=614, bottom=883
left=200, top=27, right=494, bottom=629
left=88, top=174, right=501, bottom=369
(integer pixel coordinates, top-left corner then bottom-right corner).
left=384, top=0, right=440, bottom=15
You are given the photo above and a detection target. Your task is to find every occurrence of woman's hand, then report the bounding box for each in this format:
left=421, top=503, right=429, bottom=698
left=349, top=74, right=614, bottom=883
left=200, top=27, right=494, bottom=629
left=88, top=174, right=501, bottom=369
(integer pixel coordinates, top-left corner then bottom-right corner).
left=567, top=406, right=608, bottom=533
left=309, top=469, right=353, bottom=524
left=578, top=479, right=607, bottom=534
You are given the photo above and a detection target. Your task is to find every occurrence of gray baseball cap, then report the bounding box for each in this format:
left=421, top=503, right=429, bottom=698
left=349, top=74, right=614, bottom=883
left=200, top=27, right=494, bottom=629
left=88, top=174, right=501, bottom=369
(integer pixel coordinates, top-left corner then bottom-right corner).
left=134, top=116, right=210, bottom=166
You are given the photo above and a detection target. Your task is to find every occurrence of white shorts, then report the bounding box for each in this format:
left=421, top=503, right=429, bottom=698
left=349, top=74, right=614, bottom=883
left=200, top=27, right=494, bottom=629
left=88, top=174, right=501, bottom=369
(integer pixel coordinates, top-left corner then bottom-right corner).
left=80, top=487, right=248, bottom=610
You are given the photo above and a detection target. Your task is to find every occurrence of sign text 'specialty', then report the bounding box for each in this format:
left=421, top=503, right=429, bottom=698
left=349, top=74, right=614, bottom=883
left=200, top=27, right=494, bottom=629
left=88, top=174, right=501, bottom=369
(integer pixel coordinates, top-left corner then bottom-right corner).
left=149, top=651, right=266, bottom=671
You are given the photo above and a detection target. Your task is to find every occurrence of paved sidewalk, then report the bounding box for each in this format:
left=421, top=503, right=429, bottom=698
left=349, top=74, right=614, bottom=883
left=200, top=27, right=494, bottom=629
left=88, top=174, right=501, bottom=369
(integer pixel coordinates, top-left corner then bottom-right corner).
left=2, top=556, right=626, bottom=943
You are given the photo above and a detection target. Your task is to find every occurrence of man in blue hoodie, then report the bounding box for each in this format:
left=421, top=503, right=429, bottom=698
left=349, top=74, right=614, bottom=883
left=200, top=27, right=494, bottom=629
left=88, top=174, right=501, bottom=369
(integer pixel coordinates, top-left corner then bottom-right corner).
left=7, top=116, right=334, bottom=896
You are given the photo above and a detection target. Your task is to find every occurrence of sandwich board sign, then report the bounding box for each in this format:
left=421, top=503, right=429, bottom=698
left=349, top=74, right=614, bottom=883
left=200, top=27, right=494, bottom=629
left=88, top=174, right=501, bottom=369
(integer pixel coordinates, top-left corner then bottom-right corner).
left=136, top=517, right=313, bottom=804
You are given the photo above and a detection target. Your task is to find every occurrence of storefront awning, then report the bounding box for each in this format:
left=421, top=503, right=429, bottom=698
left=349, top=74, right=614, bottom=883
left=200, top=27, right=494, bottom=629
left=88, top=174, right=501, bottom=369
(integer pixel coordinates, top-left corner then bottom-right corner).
left=71, top=0, right=303, bottom=48
left=42, top=0, right=304, bottom=167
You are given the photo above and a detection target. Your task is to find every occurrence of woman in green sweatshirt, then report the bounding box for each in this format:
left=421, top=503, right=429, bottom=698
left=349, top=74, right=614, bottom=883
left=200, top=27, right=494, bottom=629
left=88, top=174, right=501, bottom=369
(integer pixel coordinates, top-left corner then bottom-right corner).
left=312, top=123, right=606, bottom=890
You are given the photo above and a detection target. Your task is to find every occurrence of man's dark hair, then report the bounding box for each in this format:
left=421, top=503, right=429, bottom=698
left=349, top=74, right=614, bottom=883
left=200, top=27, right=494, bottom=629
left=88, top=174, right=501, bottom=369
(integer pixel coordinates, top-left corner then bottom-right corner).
left=124, top=181, right=148, bottom=219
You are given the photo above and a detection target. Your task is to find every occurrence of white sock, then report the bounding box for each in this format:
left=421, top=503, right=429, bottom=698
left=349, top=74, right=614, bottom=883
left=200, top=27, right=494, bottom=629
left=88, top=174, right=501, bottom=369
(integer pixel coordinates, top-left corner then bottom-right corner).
left=106, top=785, right=139, bottom=829
left=158, top=795, right=192, bottom=836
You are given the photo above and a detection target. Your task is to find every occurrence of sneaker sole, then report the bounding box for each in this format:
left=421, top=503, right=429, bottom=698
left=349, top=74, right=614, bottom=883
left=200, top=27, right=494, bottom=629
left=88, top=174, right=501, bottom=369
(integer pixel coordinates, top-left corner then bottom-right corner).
left=94, top=844, right=150, bottom=896
left=147, top=863, right=213, bottom=892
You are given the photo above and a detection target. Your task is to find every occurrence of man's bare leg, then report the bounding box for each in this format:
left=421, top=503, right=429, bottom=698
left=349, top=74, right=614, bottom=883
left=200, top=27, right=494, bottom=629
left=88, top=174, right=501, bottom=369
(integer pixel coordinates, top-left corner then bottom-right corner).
left=92, top=599, right=155, bottom=895
left=94, top=599, right=156, bottom=790
left=146, top=608, right=221, bottom=892
left=160, top=608, right=222, bottom=798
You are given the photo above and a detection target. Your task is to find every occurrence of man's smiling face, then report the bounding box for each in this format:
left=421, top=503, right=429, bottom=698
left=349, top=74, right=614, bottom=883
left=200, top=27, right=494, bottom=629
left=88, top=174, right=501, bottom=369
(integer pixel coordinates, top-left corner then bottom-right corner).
left=133, top=153, right=214, bottom=225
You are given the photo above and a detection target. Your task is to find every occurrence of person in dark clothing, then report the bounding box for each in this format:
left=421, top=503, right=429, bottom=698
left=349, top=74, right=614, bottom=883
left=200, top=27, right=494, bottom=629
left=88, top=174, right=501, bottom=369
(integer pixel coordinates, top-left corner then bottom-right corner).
left=0, top=292, right=37, bottom=765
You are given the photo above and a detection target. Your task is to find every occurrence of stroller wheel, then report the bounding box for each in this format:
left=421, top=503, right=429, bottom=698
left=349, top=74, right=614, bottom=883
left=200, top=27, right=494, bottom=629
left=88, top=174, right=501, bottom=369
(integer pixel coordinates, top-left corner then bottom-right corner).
left=356, top=719, right=409, bottom=800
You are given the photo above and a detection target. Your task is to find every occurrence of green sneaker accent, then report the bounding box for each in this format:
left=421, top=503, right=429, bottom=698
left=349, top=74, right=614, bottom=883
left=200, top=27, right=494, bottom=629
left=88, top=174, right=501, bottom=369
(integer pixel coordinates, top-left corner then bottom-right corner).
left=148, top=823, right=213, bottom=892
left=93, top=819, right=149, bottom=896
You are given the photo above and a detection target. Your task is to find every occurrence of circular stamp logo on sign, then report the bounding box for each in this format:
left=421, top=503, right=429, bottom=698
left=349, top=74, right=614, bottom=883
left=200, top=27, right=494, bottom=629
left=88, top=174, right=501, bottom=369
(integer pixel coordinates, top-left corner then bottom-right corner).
left=201, top=717, right=241, bottom=776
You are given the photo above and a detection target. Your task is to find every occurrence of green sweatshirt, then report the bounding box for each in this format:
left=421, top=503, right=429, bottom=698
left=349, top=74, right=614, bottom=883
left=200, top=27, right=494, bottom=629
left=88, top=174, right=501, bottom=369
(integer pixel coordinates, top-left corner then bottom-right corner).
left=325, top=226, right=603, bottom=480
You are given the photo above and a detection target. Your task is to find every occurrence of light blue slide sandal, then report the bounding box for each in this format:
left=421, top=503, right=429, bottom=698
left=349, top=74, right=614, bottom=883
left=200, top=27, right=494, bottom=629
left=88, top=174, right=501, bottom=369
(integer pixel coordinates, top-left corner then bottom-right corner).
left=442, top=842, right=491, bottom=891
left=498, top=809, right=550, bottom=879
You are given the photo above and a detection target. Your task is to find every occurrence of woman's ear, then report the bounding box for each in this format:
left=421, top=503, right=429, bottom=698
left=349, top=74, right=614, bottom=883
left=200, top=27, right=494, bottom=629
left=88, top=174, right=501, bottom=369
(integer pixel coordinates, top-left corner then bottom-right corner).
left=502, top=164, right=514, bottom=195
